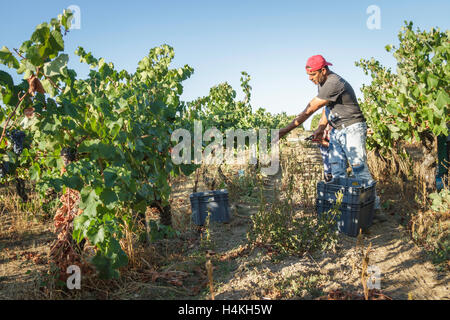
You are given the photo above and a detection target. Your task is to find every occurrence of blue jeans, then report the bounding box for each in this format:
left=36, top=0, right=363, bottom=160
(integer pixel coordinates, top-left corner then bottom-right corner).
left=319, top=145, right=332, bottom=175
left=329, top=122, right=380, bottom=209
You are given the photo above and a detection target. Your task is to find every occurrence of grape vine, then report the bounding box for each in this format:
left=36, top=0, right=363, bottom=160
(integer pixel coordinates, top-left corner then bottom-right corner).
left=0, top=10, right=296, bottom=279
left=0, top=10, right=197, bottom=278
left=356, top=22, right=449, bottom=152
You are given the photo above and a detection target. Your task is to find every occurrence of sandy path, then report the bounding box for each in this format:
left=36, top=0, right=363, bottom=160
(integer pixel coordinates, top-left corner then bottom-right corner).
left=212, top=139, right=449, bottom=300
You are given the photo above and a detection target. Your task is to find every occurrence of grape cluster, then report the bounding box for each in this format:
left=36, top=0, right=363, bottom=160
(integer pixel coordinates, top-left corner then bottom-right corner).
left=60, top=147, right=77, bottom=165
left=0, top=161, right=10, bottom=178
left=6, top=129, right=26, bottom=155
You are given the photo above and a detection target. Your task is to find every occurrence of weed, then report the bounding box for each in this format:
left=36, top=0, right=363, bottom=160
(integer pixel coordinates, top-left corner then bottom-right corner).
left=205, top=258, right=214, bottom=300
left=148, top=220, right=180, bottom=242
left=224, top=166, right=260, bottom=203
left=429, top=189, right=450, bottom=213
left=410, top=187, right=449, bottom=269
left=200, top=211, right=214, bottom=250
left=361, top=242, right=373, bottom=300
left=271, top=272, right=327, bottom=299
left=247, top=177, right=343, bottom=256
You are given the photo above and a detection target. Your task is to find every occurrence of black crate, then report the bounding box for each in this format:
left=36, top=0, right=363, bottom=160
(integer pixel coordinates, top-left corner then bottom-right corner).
left=316, top=199, right=375, bottom=237
left=190, top=189, right=230, bottom=226
left=317, top=177, right=376, bottom=206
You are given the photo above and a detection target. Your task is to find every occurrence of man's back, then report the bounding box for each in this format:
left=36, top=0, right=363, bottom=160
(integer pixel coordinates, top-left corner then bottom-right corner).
left=318, top=72, right=365, bottom=128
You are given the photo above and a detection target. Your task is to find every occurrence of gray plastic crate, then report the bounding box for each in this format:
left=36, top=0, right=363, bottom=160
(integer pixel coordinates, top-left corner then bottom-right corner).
left=190, top=189, right=230, bottom=226
left=317, top=177, right=376, bottom=205
left=316, top=199, right=375, bottom=237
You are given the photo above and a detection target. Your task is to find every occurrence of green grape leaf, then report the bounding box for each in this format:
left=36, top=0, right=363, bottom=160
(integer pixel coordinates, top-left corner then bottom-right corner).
left=0, top=70, right=14, bottom=90
left=100, top=189, right=119, bottom=209
left=426, top=74, right=439, bottom=89
left=43, top=54, right=68, bottom=77
left=0, top=46, right=20, bottom=69
left=49, top=30, right=64, bottom=52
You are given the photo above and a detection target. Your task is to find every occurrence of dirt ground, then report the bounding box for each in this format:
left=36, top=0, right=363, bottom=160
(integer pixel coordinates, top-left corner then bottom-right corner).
left=0, top=133, right=448, bottom=300
left=0, top=207, right=54, bottom=299
left=210, top=206, right=449, bottom=300
left=197, top=170, right=449, bottom=300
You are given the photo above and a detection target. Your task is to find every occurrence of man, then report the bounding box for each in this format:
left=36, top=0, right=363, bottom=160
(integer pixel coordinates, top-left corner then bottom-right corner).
left=278, top=55, right=384, bottom=220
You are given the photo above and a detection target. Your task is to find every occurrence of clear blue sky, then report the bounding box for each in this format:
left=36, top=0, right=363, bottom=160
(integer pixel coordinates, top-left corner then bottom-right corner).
left=1, top=0, right=449, bottom=129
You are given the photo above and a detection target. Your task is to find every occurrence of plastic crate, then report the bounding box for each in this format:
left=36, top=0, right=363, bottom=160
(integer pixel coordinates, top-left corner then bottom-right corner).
left=316, top=199, right=375, bottom=237
left=317, top=177, right=376, bottom=206
left=190, top=189, right=230, bottom=226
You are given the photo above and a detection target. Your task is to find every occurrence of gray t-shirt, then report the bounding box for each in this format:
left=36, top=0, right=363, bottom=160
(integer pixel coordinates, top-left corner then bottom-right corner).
left=317, top=72, right=365, bottom=128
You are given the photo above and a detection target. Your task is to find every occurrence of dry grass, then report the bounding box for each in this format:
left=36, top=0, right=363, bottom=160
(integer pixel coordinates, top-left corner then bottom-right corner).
left=0, top=185, right=56, bottom=300
left=278, top=129, right=323, bottom=209
left=0, top=179, right=204, bottom=299
left=367, top=144, right=449, bottom=270
left=0, top=186, right=49, bottom=242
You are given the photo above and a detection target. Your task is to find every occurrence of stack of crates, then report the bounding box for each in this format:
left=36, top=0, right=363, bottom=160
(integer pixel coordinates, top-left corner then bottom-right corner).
left=316, top=177, right=377, bottom=237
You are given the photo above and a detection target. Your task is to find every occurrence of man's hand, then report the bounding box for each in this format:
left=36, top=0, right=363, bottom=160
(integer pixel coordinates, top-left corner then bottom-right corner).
left=312, top=126, right=331, bottom=147
left=311, top=130, right=329, bottom=147
left=312, top=127, right=324, bottom=140
left=319, top=139, right=329, bottom=148
left=320, top=124, right=332, bottom=147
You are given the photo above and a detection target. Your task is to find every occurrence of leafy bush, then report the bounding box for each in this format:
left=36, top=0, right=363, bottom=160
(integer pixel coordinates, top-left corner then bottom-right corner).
left=410, top=188, right=450, bottom=267
left=187, top=72, right=295, bottom=133
left=148, top=220, right=180, bottom=242
left=247, top=190, right=342, bottom=255
left=429, top=189, right=450, bottom=213
left=356, top=21, right=449, bottom=177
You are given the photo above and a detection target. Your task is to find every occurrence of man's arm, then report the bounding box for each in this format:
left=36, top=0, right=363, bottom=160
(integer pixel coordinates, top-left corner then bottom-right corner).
left=279, top=97, right=328, bottom=139
left=312, top=107, right=329, bottom=140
